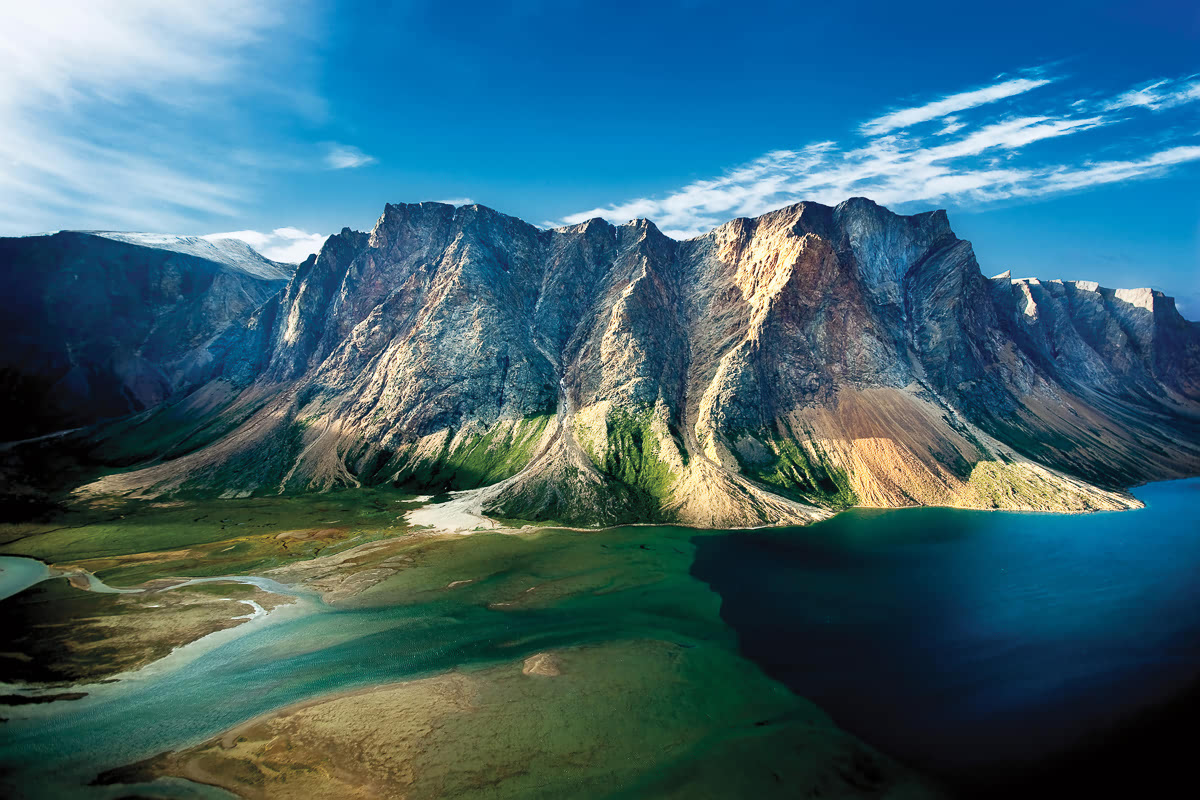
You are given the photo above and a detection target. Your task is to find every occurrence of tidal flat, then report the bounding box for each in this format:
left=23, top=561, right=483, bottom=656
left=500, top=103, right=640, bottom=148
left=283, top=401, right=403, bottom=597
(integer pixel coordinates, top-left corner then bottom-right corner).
left=0, top=492, right=940, bottom=799
left=1, top=480, right=1199, bottom=798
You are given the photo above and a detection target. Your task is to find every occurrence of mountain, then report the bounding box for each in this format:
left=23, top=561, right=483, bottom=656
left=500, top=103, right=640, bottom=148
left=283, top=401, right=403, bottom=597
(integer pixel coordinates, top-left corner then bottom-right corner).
left=6, top=200, right=1200, bottom=527
left=0, top=231, right=293, bottom=440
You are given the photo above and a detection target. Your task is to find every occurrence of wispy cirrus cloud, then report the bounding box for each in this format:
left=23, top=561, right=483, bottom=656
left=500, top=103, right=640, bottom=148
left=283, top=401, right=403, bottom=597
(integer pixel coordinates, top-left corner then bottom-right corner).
left=324, top=143, right=377, bottom=170
left=0, top=1, right=306, bottom=234
left=1104, top=77, right=1200, bottom=111
left=859, top=75, right=1052, bottom=136
left=0, top=1, right=372, bottom=235
left=559, top=71, right=1200, bottom=238
left=203, top=227, right=327, bottom=263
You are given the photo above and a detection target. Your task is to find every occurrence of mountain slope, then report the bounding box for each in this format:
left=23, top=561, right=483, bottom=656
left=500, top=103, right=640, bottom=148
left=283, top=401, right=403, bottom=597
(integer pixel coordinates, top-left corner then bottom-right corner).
left=0, top=231, right=293, bottom=440
left=21, top=199, right=1199, bottom=527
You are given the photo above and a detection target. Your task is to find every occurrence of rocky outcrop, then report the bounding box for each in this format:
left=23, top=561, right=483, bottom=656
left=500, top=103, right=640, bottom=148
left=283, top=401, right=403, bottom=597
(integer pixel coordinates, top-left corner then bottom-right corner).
left=0, top=232, right=293, bottom=440
left=30, top=199, right=1200, bottom=526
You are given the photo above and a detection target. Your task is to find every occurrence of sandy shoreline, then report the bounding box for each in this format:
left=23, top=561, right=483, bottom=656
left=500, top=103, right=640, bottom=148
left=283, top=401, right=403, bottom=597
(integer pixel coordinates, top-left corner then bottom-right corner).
left=403, top=485, right=1140, bottom=540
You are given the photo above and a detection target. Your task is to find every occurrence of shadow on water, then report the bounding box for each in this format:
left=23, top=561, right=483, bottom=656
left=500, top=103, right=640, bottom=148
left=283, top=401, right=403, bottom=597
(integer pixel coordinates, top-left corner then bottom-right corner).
left=691, top=479, right=1200, bottom=799
left=967, top=674, right=1200, bottom=798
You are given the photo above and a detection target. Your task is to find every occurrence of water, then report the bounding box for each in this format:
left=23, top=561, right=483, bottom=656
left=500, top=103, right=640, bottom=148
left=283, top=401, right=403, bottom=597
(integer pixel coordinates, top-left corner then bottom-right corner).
left=692, top=478, right=1200, bottom=792
left=0, top=531, right=729, bottom=797
left=2, top=480, right=1199, bottom=797
left=0, top=556, right=51, bottom=601
left=0, top=556, right=142, bottom=600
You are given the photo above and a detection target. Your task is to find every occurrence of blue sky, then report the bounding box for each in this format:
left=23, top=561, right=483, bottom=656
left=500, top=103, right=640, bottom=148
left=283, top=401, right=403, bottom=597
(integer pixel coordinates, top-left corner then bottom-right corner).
left=2, top=0, right=1198, bottom=314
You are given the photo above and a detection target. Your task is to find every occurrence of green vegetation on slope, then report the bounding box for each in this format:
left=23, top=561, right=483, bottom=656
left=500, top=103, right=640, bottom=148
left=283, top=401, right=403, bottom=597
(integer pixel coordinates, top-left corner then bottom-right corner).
left=177, top=416, right=308, bottom=497
left=483, top=464, right=612, bottom=527
left=88, top=388, right=264, bottom=466
left=580, top=406, right=682, bottom=522
left=965, top=460, right=1100, bottom=511
left=395, top=415, right=552, bottom=491
left=733, top=423, right=857, bottom=509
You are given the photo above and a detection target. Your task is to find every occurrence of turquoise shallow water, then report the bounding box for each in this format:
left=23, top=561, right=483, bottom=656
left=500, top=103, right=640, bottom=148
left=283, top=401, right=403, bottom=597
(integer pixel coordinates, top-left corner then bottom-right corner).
left=692, top=478, right=1200, bottom=793
left=0, top=557, right=142, bottom=601
left=0, top=530, right=731, bottom=797
left=1, top=480, right=1199, bottom=797
left=0, top=556, right=50, bottom=601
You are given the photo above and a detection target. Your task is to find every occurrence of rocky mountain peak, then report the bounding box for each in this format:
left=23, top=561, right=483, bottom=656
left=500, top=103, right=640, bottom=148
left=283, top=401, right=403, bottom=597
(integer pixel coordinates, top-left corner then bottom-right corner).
left=1113, top=286, right=1160, bottom=312
left=577, top=217, right=615, bottom=234
left=6, top=198, right=1196, bottom=528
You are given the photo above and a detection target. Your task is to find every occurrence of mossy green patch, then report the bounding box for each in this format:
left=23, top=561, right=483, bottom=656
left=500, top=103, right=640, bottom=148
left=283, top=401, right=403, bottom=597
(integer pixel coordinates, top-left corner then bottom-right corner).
left=966, top=461, right=1083, bottom=510
left=177, top=416, right=308, bottom=497
left=733, top=423, right=857, bottom=509
left=396, top=415, right=552, bottom=492
left=173, top=580, right=260, bottom=598
left=573, top=406, right=681, bottom=522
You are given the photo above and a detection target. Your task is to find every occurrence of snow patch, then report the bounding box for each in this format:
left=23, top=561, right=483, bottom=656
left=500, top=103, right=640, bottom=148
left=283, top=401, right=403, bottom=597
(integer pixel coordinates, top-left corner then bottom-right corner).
left=89, top=232, right=294, bottom=281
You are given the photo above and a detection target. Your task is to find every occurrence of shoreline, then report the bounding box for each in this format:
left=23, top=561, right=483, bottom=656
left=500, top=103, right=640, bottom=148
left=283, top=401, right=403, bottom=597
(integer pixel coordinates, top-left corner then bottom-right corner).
left=0, top=579, right=313, bottom=701
left=403, top=483, right=1146, bottom=537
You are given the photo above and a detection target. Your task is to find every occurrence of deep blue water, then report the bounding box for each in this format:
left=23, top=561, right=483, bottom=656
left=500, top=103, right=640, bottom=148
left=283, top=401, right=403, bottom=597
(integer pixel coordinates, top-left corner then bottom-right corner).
left=692, top=479, right=1200, bottom=792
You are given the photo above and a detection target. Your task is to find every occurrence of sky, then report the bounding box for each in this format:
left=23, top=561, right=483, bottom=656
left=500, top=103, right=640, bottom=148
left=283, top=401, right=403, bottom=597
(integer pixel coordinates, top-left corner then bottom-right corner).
left=2, top=0, right=1198, bottom=314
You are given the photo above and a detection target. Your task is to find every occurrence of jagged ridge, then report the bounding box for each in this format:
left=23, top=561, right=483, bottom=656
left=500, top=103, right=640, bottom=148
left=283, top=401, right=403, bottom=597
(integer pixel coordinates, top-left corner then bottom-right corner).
left=14, top=199, right=1196, bottom=527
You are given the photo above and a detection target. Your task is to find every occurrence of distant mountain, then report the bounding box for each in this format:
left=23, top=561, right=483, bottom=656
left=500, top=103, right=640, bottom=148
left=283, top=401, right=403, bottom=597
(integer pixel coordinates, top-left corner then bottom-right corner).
left=89, top=233, right=296, bottom=281
left=0, top=231, right=293, bottom=440
left=6, top=201, right=1199, bottom=526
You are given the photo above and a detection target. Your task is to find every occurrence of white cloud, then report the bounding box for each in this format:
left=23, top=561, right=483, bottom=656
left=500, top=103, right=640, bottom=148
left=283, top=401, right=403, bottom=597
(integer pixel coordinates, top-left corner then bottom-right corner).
left=859, top=76, right=1052, bottom=136
left=0, top=2, right=277, bottom=107
left=0, top=1, right=307, bottom=234
left=560, top=116, right=1116, bottom=238
left=205, top=227, right=327, bottom=263
left=935, top=117, right=966, bottom=136
left=435, top=197, right=475, bottom=206
left=558, top=72, right=1200, bottom=239
left=1104, top=78, right=1200, bottom=111
left=1031, top=145, right=1200, bottom=194
left=919, top=115, right=1108, bottom=161
left=325, top=143, right=377, bottom=169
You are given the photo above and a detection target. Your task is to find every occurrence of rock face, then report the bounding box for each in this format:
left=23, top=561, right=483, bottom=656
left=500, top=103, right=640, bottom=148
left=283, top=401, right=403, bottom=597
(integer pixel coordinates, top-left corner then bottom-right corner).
left=12, top=200, right=1200, bottom=526
left=0, top=232, right=293, bottom=440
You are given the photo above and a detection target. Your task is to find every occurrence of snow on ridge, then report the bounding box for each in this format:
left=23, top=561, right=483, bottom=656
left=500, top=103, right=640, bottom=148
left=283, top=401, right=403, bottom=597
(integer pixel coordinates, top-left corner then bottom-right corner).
left=90, top=232, right=294, bottom=282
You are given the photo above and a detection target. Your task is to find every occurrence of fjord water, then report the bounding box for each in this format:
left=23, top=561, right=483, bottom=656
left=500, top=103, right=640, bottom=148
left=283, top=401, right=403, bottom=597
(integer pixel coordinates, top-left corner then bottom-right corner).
left=692, top=478, right=1200, bottom=793
left=1, top=479, right=1198, bottom=797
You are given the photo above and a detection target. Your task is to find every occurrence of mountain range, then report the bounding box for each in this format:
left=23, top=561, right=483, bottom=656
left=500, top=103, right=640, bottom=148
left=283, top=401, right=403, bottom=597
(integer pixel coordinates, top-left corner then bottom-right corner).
left=2, top=199, right=1198, bottom=527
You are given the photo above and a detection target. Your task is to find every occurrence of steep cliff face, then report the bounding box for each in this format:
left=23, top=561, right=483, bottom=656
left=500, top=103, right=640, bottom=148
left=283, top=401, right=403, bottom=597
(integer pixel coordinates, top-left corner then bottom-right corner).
left=45, top=199, right=1200, bottom=526
left=0, top=232, right=292, bottom=440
